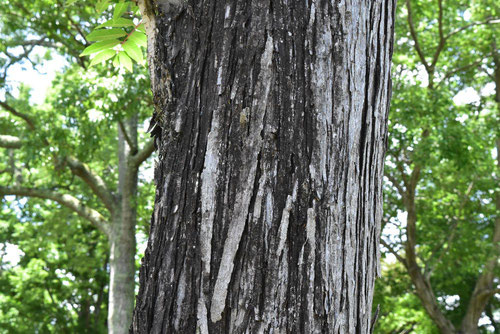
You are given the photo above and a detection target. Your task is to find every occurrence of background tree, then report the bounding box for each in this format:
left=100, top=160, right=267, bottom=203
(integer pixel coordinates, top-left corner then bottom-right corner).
left=376, top=0, right=500, bottom=332
left=0, top=1, right=154, bottom=332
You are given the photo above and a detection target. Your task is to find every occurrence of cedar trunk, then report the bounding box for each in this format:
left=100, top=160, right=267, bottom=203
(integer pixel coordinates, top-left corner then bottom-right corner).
left=132, top=0, right=395, bottom=333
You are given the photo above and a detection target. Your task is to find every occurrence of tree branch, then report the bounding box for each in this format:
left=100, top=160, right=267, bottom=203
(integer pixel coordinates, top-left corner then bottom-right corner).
left=445, top=17, right=500, bottom=41
left=1, top=97, right=116, bottom=212
left=118, top=119, right=138, bottom=154
left=384, top=170, right=407, bottom=198
left=65, top=156, right=116, bottom=213
left=437, top=57, right=486, bottom=88
left=405, top=0, right=431, bottom=73
left=461, top=51, right=500, bottom=330
left=0, top=185, right=110, bottom=236
left=461, top=215, right=500, bottom=331
left=380, top=239, right=407, bottom=267
left=131, top=140, right=154, bottom=169
left=424, top=182, right=474, bottom=278
left=6, top=38, right=62, bottom=49
left=402, top=166, right=456, bottom=333
left=0, top=101, right=35, bottom=130
left=429, top=0, right=446, bottom=76
left=437, top=0, right=444, bottom=42
left=0, top=135, right=22, bottom=149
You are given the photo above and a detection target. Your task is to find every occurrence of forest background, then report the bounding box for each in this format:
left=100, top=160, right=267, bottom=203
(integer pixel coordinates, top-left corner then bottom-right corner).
left=0, top=0, right=498, bottom=333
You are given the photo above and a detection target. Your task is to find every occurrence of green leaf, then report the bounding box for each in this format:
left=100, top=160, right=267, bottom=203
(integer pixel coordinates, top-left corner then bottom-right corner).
left=122, top=40, right=143, bottom=64
left=96, top=0, right=110, bottom=14
left=113, top=54, right=120, bottom=67
left=118, top=52, right=133, bottom=72
left=89, top=49, right=116, bottom=67
left=113, top=2, right=129, bottom=19
left=87, top=28, right=127, bottom=42
left=136, top=23, right=146, bottom=33
left=65, top=0, right=78, bottom=6
left=96, top=18, right=134, bottom=28
left=80, top=40, right=120, bottom=56
left=130, top=2, right=140, bottom=14
left=128, top=31, right=147, bottom=48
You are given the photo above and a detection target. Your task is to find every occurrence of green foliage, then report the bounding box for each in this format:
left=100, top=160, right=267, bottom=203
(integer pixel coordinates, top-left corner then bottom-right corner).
left=374, top=262, right=439, bottom=334
left=79, top=1, right=147, bottom=70
left=0, top=198, right=109, bottom=333
left=0, top=0, right=154, bottom=331
left=376, top=0, right=500, bottom=332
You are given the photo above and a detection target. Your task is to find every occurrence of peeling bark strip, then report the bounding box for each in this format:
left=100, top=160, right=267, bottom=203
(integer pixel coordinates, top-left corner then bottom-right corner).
left=132, top=0, right=395, bottom=333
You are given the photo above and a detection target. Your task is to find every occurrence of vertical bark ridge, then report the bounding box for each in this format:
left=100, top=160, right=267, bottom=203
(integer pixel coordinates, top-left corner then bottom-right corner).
left=132, top=0, right=395, bottom=333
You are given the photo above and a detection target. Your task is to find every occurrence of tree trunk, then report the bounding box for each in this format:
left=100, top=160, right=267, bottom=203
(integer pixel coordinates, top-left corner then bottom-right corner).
left=132, top=0, right=395, bottom=332
left=108, top=120, right=139, bottom=333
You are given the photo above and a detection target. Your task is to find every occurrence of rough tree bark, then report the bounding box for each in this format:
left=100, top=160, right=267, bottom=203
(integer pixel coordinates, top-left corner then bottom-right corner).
left=132, top=0, right=395, bottom=333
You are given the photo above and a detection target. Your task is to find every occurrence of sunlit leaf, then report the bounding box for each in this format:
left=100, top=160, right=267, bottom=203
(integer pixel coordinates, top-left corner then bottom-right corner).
left=96, top=18, right=134, bottom=28
left=136, top=23, right=146, bottom=33
left=113, top=1, right=129, bottom=19
left=80, top=39, right=120, bottom=56
left=122, top=40, right=143, bottom=64
left=87, top=28, right=126, bottom=42
left=118, top=52, right=133, bottom=72
left=128, top=31, right=147, bottom=48
left=96, top=0, right=110, bottom=14
left=89, top=49, right=116, bottom=66
left=113, top=53, right=120, bottom=67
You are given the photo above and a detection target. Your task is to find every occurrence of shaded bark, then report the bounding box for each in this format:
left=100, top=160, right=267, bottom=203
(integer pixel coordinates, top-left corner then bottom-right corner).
left=132, top=0, right=395, bottom=333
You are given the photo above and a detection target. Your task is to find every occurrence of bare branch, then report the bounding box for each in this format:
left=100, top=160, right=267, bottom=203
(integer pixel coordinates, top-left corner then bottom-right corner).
left=66, top=156, right=116, bottom=212
left=0, top=185, right=110, bottom=236
left=131, top=140, right=155, bottom=169
left=0, top=135, right=22, bottom=149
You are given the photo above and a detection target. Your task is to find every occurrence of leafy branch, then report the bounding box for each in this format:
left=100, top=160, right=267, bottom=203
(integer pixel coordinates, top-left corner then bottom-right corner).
left=79, top=1, right=147, bottom=71
left=0, top=186, right=110, bottom=236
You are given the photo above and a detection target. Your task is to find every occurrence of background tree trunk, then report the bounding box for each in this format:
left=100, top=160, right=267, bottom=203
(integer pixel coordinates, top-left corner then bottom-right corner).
left=132, top=0, right=395, bottom=332
left=108, top=119, right=139, bottom=333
